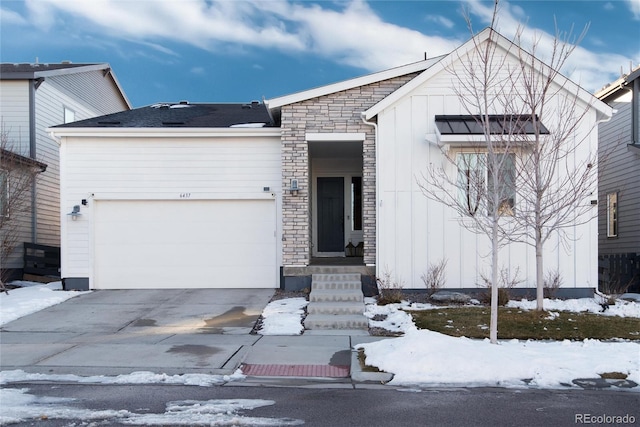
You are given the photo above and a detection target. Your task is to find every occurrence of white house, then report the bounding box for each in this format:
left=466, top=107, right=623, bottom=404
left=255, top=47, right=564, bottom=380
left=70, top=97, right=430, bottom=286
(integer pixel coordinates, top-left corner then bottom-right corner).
left=50, top=29, right=611, bottom=297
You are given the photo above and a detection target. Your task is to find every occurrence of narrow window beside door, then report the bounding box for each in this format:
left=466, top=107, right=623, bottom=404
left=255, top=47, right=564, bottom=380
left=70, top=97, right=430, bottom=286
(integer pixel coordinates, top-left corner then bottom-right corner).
left=351, top=176, right=362, bottom=231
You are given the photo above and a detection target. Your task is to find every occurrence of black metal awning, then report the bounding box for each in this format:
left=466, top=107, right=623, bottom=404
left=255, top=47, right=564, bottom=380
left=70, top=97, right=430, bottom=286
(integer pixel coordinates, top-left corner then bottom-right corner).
left=435, top=115, right=549, bottom=135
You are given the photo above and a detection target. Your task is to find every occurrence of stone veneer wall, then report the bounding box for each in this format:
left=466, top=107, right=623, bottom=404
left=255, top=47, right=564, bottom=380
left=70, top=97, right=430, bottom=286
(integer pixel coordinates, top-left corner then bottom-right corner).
left=280, top=73, right=420, bottom=267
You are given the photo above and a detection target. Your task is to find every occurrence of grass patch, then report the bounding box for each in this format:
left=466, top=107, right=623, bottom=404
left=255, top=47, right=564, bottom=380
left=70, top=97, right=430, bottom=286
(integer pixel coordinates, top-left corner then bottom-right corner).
left=409, top=307, right=640, bottom=341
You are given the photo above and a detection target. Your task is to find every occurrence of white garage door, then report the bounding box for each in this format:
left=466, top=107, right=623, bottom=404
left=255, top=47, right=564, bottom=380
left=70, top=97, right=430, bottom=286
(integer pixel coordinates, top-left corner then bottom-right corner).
left=93, top=199, right=277, bottom=289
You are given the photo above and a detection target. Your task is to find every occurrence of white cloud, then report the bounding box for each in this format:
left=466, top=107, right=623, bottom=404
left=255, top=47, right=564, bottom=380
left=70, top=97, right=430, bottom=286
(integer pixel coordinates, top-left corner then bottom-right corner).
left=21, top=0, right=459, bottom=72
left=0, top=7, right=28, bottom=25
left=425, top=14, right=455, bottom=29
left=16, top=0, right=637, bottom=91
left=190, top=66, right=205, bottom=75
left=603, top=2, right=615, bottom=11
left=627, top=0, right=640, bottom=19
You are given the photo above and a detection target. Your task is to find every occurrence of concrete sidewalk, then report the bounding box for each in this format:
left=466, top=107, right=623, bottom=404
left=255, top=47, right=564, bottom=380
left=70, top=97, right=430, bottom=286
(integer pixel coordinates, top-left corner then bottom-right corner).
left=0, top=289, right=390, bottom=385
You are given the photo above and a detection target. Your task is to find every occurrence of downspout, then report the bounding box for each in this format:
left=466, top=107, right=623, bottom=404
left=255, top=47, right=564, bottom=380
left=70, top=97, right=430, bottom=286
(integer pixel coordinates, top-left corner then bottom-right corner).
left=360, top=112, right=378, bottom=270
left=29, top=79, right=38, bottom=243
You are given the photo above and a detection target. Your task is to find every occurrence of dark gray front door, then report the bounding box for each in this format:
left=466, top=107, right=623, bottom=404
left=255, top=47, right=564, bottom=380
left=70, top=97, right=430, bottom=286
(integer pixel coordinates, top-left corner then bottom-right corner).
left=317, top=177, right=344, bottom=252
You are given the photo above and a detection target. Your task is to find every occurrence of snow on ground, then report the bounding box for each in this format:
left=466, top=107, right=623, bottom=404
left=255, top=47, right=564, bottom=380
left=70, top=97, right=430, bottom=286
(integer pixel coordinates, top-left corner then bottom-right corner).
left=258, top=297, right=308, bottom=335
left=0, top=369, right=246, bottom=387
left=507, top=297, right=640, bottom=318
left=358, top=330, right=640, bottom=389
left=359, top=297, right=640, bottom=389
left=0, top=388, right=304, bottom=426
left=0, top=370, right=286, bottom=425
left=0, top=281, right=90, bottom=326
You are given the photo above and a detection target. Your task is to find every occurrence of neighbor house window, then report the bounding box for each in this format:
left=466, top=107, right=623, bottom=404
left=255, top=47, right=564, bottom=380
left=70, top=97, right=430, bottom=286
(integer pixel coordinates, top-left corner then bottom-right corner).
left=351, top=176, right=362, bottom=231
left=0, top=170, right=7, bottom=217
left=457, top=152, right=515, bottom=216
left=607, top=192, right=618, bottom=237
left=64, top=107, right=75, bottom=124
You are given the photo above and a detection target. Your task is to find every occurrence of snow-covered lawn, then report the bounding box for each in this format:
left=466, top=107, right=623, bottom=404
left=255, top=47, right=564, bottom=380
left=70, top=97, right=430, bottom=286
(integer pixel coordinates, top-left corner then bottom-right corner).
left=507, top=296, right=640, bottom=318
left=358, top=296, right=640, bottom=389
left=0, top=281, right=89, bottom=326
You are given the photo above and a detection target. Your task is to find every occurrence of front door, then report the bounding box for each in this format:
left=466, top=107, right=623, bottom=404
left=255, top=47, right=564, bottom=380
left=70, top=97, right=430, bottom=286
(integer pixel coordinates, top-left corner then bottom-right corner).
left=317, top=177, right=344, bottom=252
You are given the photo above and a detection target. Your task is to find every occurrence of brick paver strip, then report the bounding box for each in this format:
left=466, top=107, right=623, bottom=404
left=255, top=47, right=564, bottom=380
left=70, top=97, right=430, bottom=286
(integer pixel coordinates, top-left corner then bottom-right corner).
left=241, top=364, right=350, bottom=378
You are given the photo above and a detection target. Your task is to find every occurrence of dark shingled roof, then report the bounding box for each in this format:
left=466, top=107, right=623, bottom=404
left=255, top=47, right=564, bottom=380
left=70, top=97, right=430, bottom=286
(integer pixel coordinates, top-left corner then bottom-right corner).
left=1, top=63, right=110, bottom=80
left=53, top=102, right=277, bottom=128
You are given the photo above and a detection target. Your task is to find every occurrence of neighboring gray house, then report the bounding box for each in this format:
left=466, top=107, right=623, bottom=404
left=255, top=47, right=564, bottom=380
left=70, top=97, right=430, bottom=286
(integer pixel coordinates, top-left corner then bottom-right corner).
left=0, top=62, right=130, bottom=280
left=595, top=66, right=640, bottom=293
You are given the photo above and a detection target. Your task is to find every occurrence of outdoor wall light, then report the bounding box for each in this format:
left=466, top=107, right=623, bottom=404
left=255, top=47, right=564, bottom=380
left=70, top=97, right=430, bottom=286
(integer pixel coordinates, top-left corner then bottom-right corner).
left=68, top=205, right=81, bottom=220
left=289, top=178, right=300, bottom=195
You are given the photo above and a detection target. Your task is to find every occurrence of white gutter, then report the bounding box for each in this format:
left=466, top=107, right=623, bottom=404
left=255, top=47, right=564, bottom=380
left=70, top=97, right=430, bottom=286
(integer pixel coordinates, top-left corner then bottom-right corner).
left=47, top=127, right=282, bottom=139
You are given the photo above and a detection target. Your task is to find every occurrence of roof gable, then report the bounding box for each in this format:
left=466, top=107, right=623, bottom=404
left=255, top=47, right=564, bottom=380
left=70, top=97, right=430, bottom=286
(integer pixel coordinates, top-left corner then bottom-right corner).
left=364, top=28, right=612, bottom=121
left=1, top=62, right=131, bottom=109
left=266, top=56, right=446, bottom=110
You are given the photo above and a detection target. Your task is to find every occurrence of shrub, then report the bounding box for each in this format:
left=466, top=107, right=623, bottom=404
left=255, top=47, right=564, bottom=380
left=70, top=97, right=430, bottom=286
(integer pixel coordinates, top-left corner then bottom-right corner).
left=376, top=269, right=404, bottom=305
left=421, top=259, right=447, bottom=296
left=543, top=269, right=563, bottom=299
left=478, top=267, right=523, bottom=306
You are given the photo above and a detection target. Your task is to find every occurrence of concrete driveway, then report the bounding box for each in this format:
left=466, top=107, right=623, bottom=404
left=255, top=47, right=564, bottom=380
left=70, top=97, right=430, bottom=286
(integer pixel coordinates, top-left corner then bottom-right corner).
left=0, top=289, right=275, bottom=376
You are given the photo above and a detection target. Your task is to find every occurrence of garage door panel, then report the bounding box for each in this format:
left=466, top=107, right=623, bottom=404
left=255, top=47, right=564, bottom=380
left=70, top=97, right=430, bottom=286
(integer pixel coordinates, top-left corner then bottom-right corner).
left=94, top=200, right=277, bottom=289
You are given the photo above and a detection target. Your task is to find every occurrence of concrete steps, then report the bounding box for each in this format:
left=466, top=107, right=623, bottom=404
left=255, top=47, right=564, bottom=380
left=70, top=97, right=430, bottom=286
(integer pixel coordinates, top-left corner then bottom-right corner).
left=304, top=273, right=368, bottom=331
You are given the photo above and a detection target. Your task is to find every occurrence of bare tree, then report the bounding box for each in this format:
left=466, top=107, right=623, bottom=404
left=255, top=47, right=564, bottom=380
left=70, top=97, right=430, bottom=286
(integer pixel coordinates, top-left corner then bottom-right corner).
left=0, top=126, right=46, bottom=290
left=419, top=7, right=520, bottom=344
left=506, top=24, right=599, bottom=311
left=421, top=0, right=602, bottom=340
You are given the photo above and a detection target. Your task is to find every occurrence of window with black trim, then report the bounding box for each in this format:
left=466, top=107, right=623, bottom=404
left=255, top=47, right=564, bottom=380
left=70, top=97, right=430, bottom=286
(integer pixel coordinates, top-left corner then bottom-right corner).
left=457, top=152, right=515, bottom=216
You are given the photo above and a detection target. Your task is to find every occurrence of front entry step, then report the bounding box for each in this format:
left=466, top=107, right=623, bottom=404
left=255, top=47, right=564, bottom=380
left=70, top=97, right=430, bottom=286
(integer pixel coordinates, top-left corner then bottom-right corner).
left=304, top=273, right=368, bottom=331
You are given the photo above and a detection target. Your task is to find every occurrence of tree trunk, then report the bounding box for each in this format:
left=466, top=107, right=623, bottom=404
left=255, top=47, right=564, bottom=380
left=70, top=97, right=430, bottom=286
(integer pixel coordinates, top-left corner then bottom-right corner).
left=535, top=229, right=544, bottom=311
left=490, top=219, right=499, bottom=344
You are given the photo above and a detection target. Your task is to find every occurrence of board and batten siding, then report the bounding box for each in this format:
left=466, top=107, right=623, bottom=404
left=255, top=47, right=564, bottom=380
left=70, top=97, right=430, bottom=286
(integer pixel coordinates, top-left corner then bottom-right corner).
left=58, top=133, right=282, bottom=280
left=598, top=99, right=640, bottom=254
left=375, top=48, right=599, bottom=291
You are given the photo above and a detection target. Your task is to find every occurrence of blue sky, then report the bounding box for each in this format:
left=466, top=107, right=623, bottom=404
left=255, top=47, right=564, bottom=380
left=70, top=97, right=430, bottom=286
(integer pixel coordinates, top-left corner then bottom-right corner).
left=1, top=0, right=639, bottom=107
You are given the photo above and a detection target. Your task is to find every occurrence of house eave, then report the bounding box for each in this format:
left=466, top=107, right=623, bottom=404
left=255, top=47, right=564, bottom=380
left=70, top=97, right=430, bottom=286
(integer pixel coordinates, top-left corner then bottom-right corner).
left=266, top=55, right=446, bottom=110
left=1, top=63, right=111, bottom=80
left=0, top=148, right=47, bottom=172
